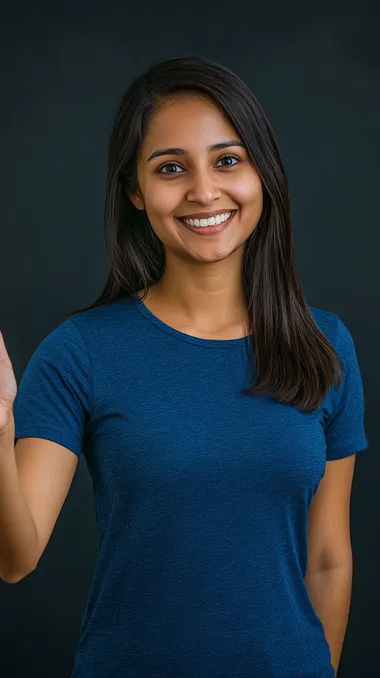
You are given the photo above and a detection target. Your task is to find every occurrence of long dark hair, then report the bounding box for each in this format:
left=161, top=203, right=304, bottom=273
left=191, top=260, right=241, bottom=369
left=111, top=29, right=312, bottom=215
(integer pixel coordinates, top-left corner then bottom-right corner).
left=65, top=55, right=342, bottom=413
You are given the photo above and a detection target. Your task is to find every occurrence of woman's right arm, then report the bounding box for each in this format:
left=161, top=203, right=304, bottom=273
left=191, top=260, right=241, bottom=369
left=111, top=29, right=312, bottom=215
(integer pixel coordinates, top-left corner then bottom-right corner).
left=0, top=332, right=78, bottom=584
left=0, top=414, right=40, bottom=583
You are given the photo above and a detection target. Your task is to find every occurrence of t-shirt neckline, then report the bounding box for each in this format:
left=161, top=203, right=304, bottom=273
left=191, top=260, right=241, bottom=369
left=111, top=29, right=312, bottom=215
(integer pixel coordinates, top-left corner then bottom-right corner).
left=131, top=293, right=251, bottom=349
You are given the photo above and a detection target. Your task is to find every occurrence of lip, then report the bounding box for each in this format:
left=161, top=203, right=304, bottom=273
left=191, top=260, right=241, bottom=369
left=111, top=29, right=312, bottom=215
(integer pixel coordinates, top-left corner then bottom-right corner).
left=177, top=210, right=237, bottom=236
left=178, top=208, right=237, bottom=220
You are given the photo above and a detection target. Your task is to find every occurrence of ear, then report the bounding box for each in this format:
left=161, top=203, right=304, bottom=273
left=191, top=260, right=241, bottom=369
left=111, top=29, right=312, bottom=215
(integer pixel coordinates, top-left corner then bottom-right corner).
left=128, top=191, right=145, bottom=212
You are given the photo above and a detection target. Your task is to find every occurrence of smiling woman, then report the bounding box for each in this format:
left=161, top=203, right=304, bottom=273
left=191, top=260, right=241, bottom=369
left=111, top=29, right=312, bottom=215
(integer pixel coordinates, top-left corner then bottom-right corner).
left=65, top=55, right=346, bottom=415
left=12, top=56, right=368, bottom=678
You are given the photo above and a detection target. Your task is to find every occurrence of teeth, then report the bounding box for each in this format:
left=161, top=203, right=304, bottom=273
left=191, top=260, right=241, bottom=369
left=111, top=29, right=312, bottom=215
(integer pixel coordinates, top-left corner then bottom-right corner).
left=182, top=211, right=232, bottom=227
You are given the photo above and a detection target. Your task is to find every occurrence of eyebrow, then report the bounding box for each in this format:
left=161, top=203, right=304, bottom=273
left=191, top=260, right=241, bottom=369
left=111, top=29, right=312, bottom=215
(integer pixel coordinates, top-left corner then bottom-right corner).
left=147, top=139, right=246, bottom=162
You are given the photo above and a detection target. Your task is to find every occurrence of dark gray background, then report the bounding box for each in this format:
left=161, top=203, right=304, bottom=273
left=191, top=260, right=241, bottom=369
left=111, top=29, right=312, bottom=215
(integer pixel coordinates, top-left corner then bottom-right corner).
left=0, top=1, right=378, bottom=675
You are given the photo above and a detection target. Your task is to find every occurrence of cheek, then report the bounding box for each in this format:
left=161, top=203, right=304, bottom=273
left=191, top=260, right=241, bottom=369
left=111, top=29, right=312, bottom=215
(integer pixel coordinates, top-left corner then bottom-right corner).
left=146, top=181, right=181, bottom=217
left=233, top=173, right=262, bottom=206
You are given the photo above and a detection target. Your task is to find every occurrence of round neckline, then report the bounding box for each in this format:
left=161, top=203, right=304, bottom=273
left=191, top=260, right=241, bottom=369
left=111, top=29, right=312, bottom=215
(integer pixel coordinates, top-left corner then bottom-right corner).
left=131, top=293, right=252, bottom=349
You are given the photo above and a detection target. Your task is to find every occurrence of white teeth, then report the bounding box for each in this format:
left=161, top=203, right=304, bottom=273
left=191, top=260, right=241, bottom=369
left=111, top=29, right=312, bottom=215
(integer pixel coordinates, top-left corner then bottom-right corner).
left=182, top=211, right=232, bottom=228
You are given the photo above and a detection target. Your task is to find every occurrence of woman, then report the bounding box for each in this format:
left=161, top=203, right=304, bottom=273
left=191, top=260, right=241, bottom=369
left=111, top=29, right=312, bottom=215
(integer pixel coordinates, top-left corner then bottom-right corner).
left=10, top=56, right=368, bottom=676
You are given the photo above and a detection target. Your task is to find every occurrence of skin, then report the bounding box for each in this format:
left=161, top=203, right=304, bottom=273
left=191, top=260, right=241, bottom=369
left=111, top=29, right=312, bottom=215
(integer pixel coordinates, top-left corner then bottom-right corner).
left=129, top=94, right=263, bottom=339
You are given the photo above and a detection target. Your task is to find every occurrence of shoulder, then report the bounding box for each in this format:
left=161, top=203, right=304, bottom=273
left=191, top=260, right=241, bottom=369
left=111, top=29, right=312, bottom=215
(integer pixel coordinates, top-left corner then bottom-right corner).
left=309, top=306, right=358, bottom=361
left=309, top=306, right=340, bottom=346
left=41, top=297, right=136, bottom=348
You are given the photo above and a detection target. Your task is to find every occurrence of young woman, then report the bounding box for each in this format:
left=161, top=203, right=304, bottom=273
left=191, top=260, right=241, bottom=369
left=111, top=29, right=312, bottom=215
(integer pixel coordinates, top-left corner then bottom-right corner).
left=2, top=56, right=368, bottom=677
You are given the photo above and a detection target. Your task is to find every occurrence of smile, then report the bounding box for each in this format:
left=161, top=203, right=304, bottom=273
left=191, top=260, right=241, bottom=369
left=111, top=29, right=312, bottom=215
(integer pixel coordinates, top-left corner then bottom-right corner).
left=177, top=210, right=237, bottom=236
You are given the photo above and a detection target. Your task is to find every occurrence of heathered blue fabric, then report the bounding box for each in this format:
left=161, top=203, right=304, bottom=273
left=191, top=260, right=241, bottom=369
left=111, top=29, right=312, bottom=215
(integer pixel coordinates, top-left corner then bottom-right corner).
left=13, top=294, right=369, bottom=677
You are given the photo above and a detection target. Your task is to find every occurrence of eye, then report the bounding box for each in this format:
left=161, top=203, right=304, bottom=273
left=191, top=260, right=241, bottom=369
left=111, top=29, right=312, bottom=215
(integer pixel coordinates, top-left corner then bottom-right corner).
left=215, top=155, right=240, bottom=167
left=156, top=162, right=184, bottom=175
left=156, top=154, right=240, bottom=175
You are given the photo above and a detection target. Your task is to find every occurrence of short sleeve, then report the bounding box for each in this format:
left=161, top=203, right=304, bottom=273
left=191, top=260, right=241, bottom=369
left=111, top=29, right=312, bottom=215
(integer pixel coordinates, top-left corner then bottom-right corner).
left=13, top=318, right=93, bottom=457
left=325, top=317, right=369, bottom=461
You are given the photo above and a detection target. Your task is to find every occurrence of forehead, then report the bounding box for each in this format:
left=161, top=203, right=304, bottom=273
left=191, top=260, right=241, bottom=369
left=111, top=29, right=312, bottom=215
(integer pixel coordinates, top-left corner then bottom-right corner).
left=140, top=95, right=239, bottom=157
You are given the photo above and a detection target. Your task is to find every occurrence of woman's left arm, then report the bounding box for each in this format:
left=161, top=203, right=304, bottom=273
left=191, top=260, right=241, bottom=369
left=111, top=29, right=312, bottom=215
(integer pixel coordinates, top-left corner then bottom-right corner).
left=305, top=565, right=353, bottom=676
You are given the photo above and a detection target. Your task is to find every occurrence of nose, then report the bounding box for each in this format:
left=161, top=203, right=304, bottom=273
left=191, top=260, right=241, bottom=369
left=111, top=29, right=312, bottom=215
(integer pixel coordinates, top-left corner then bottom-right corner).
left=185, top=170, right=222, bottom=205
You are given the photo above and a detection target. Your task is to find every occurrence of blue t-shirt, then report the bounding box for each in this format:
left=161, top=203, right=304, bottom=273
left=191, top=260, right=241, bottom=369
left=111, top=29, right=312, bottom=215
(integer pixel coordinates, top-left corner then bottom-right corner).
left=13, top=294, right=369, bottom=677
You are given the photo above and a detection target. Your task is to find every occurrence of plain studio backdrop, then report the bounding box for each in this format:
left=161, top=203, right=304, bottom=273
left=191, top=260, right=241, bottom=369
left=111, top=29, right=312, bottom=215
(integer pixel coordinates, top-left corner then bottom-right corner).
left=0, top=1, right=377, bottom=676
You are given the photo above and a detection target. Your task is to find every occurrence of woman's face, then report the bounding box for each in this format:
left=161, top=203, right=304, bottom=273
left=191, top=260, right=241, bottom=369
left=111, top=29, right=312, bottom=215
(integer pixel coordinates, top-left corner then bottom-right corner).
left=131, top=94, right=263, bottom=265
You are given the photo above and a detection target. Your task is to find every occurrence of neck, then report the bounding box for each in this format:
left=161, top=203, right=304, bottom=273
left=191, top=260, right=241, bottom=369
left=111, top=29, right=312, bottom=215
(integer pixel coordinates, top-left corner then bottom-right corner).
left=149, top=279, right=249, bottom=334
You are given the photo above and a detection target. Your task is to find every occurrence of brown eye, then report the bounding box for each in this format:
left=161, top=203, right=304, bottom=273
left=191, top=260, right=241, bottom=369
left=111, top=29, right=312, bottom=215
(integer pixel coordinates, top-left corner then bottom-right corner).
left=156, top=163, right=184, bottom=174
left=215, top=155, right=240, bottom=167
